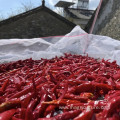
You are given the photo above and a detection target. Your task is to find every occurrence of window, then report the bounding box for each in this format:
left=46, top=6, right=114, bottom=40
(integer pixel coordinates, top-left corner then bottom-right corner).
left=78, top=1, right=88, bottom=9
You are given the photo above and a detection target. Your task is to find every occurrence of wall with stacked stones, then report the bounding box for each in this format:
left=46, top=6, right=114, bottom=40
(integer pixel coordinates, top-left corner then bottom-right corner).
left=85, top=0, right=120, bottom=40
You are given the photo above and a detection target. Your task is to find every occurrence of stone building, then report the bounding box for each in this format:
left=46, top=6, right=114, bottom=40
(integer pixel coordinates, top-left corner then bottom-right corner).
left=85, top=0, right=120, bottom=40
left=55, top=0, right=94, bottom=28
left=0, top=1, right=75, bottom=39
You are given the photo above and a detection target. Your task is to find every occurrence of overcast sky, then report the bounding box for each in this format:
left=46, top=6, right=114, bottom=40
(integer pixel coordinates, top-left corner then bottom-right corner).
left=0, top=0, right=100, bottom=19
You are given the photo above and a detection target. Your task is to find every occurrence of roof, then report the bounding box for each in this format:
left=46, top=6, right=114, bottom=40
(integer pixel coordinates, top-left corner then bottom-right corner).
left=68, top=9, right=92, bottom=19
left=65, top=8, right=94, bottom=20
left=79, top=0, right=89, bottom=2
left=0, top=5, right=76, bottom=27
left=55, top=1, right=75, bottom=8
left=0, top=5, right=76, bottom=39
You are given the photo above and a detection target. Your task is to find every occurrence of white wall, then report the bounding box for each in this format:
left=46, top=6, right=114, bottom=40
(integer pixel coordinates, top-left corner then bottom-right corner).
left=77, top=0, right=89, bottom=9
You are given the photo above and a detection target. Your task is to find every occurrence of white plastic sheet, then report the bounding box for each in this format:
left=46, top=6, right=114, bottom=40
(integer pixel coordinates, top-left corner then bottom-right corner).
left=0, top=26, right=120, bottom=65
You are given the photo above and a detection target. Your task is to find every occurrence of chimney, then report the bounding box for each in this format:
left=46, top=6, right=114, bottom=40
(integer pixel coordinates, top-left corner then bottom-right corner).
left=42, top=0, right=45, bottom=7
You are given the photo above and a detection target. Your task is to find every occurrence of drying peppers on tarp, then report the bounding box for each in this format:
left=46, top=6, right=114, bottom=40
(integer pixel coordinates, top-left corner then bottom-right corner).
left=0, top=53, right=120, bottom=120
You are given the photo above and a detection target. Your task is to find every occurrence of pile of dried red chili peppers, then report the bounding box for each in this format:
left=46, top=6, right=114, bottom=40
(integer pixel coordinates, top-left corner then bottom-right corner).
left=0, top=53, right=120, bottom=120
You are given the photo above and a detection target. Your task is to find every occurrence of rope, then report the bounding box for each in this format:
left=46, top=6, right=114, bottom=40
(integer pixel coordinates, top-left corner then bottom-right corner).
left=89, top=0, right=103, bottom=34
left=39, top=33, right=88, bottom=39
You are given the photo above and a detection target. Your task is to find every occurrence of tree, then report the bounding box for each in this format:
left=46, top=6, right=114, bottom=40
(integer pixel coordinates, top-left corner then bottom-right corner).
left=0, top=13, right=4, bottom=21
left=21, top=1, right=34, bottom=12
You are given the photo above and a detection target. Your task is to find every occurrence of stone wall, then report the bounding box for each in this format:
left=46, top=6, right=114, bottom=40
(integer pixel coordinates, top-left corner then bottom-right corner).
left=0, top=7, right=75, bottom=39
left=85, top=0, right=120, bottom=40
left=98, top=3, right=120, bottom=40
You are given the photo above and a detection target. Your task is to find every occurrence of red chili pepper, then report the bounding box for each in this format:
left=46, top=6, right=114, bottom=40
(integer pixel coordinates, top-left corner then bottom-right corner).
left=44, top=105, right=56, bottom=117
left=12, top=116, right=23, bottom=120
left=58, top=83, right=68, bottom=100
left=69, top=82, right=112, bottom=94
left=66, top=79, right=84, bottom=86
left=21, top=92, right=34, bottom=108
left=105, top=90, right=120, bottom=100
left=0, top=99, right=21, bottom=113
left=113, top=70, right=120, bottom=80
left=9, top=86, right=33, bottom=99
left=43, top=99, right=81, bottom=106
left=0, top=109, right=16, bottom=120
left=37, top=118, right=55, bottom=120
left=15, top=108, right=26, bottom=119
left=0, top=54, right=120, bottom=120
left=64, top=93, right=88, bottom=102
left=31, top=74, right=38, bottom=99
left=39, top=110, right=81, bottom=120
left=108, top=113, right=120, bottom=120
left=103, top=96, right=120, bottom=118
left=33, top=88, right=48, bottom=119
left=55, top=110, right=82, bottom=120
left=25, top=99, right=37, bottom=120
left=115, top=81, right=120, bottom=89
left=12, top=76, right=22, bottom=91
left=74, top=107, right=94, bottom=120
left=0, top=79, right=9, bottom=92
left=0, top=77, right=9, bottom=82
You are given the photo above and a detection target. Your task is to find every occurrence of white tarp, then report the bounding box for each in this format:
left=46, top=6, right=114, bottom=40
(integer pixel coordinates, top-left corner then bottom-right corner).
left=0, top=26, right=120, bottom=65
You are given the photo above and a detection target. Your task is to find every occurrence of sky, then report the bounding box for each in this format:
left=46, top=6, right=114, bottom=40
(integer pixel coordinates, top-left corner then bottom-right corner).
left=0, top=0, right=100, bottom=19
